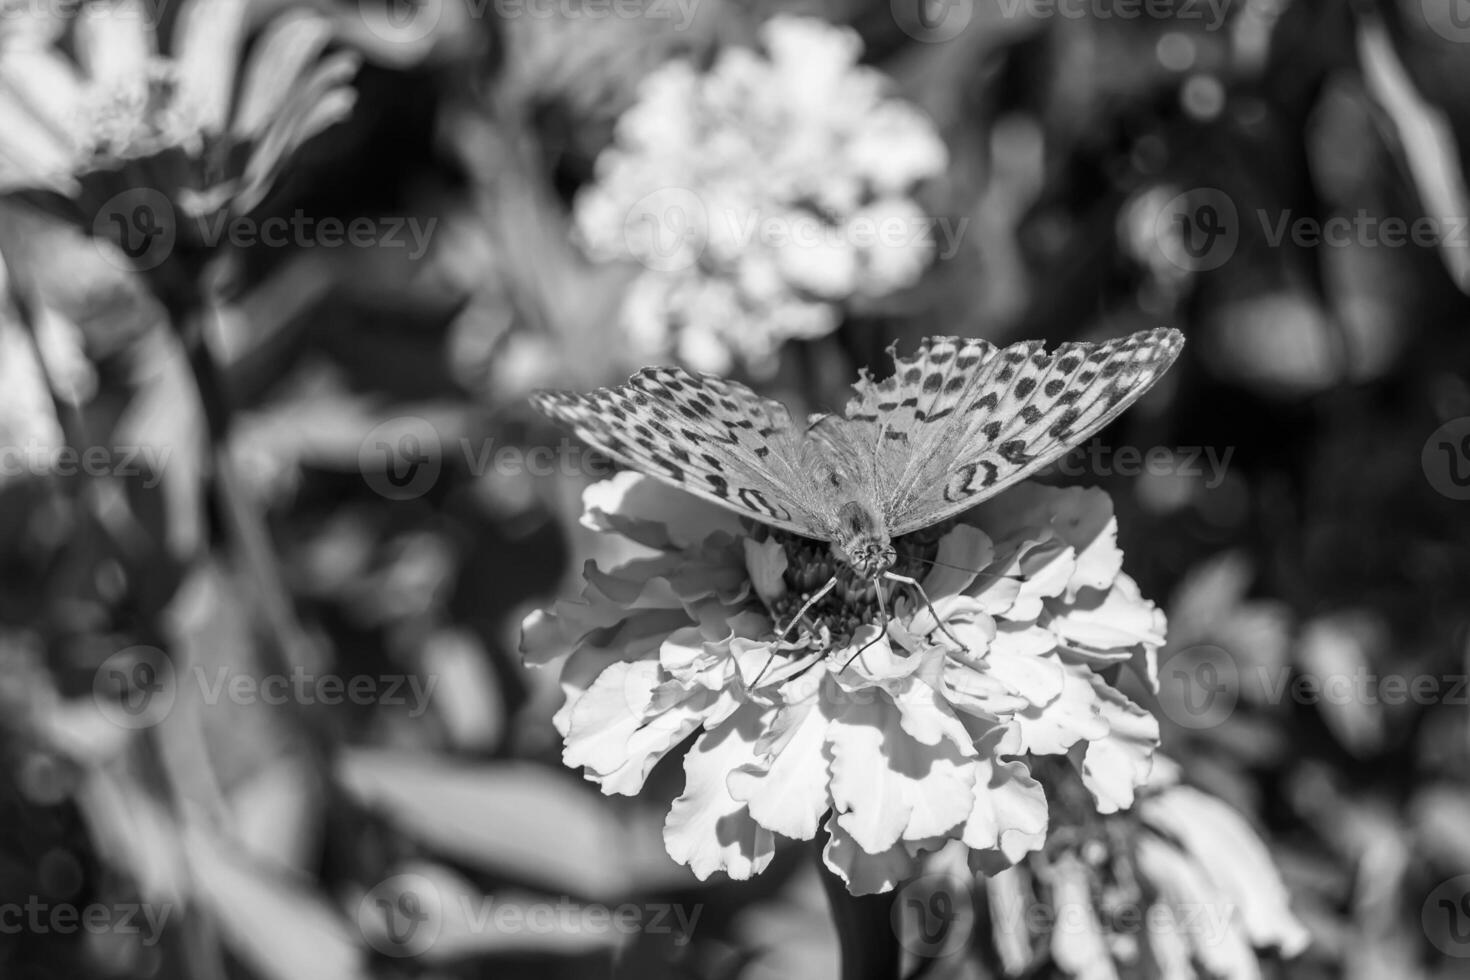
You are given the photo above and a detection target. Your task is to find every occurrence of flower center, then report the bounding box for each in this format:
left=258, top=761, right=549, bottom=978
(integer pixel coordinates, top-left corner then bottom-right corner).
left=763, top=525, right=949, bottom=648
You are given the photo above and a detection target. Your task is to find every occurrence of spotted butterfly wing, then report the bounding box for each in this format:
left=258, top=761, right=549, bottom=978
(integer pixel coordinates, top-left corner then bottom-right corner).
left=532, top=327, right=1184, bottom=544
left=835, top=327, right=1184, bottom=535
left=530, top=367, right=840, bottom=539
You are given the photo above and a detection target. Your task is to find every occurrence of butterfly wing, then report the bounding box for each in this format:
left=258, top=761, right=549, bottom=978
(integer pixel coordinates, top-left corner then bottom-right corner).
left=531, top=367, right=835, bottom=539
left=839, top=328, right=1184, bottom=537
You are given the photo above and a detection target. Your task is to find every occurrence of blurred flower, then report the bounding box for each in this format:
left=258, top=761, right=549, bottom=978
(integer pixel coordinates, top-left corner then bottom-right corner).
left=982, top=757, right=1310, bottom=979
left=1133, top=760, right=1312, bottom=975
left=573, top=15, right=948, bottom=376
left=521, top=473, right=1165, bottom=893
left=0, top=0, right=359, bottom=235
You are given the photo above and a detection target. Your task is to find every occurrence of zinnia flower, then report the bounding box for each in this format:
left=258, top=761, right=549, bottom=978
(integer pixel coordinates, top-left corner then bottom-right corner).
left=0, top=0, right=359, bottom=252
left=521, top=472, right=1168, bottom=894
left=572, top=15, right=949, bottom=376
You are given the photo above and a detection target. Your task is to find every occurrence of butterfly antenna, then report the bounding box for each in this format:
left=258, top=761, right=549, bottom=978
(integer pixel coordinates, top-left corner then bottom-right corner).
left=906, top=555, right=1022, bottom=583
left=882, top=571, right=968, bottom=653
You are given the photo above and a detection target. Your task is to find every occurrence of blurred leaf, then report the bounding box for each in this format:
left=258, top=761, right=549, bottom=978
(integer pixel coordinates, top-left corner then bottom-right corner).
left=230, top=753, right=324, bottom=874
left=1297, top=610, right=1390, bottom=757
left=1410, top=783, right=1470, bottom=871
left=419, top=628, right=505, bottom=752
left=1359, top=18, right=1470, bottom=292
left=354, top=859, right=627, bottom=963
left=183, top=819, right=368, bottom=980
left=75, top=762, right=188, bottom=906
left=336, top=749, right=691, bottom=900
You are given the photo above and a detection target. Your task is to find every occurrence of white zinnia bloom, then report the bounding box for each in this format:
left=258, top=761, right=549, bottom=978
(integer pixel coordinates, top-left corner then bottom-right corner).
left=573, top=15, right=949, bottom=376
left=522, top=473, right=1167, bottom=894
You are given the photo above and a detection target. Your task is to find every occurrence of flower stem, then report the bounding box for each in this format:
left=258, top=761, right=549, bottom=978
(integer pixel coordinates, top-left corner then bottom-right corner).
left=816, top=839, right=902, bottom=980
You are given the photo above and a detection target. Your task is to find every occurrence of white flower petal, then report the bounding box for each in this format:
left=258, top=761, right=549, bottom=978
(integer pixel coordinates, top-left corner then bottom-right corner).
left=985, top=867, right=1041, bottom=974
left=1135, top=835, right=1260, bottom=979
left=743, top=537, right=788, bottom=606
left=1007, top=540, right=1076, bottom=620
left=961, top=753, right=1048, bottom=866
left=564, top=660, right=712, bottom=795
left=0, top=45, right=83, bottom=152
left=827, top=693, right=975, bottom=854
left=820, top=816, right=937, bottom=896
left=891, top=680, right=977, bottom=755
left=1069, top=515, right=1125, bottom=598
left=665, top=705, right=776, bottom=880
left=75, top=0, right=156, bottom=88
left=1008, top=659, right=1110, bottom=756
left=1142, top=787, right=1310, bottom=957
left=922, top=524, right=993, bottom=598
left=943, top=660, right=1029, bottom=720
left=232, top=11, right=335, bottom=139
left=173, top=0, right=248, bottom=134
left=1047, top=853, right=1120, bottom=980
left=1077, top=680, right=1159, bottom=814
left=983, top=627, right=1064, bottom=705
left=583, top=473, right=745, bottom=549
left=1052, top=573, right=1167, bottom=654
left=728, top=702, right=831, bottom=840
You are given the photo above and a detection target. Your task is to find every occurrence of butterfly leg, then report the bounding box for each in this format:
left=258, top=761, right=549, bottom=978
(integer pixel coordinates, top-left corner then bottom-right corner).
left=748, top=576, right=839, bottom=689
left=773, top=576, right=838, bottom=645
left=881, top=572, right=967, bottom=652
left=840, top=578, right=891, bottom=671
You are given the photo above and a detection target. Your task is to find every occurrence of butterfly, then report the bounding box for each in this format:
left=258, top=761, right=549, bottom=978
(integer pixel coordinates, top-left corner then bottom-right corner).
left=532, top=327, right=1183, bottom=663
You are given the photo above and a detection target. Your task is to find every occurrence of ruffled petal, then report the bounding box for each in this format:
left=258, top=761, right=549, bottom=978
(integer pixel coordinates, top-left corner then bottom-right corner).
left=1051, top=573, right=1167, bottom=658
left=961, top=750, right=1049, bottom=867
left=820, top=815, right=939, bottom=896
left=727, top=701, right=832, bottom=840
left=564, top=660, right=726, bottom=795
left=1076, top=681, right=1159, bottom=814
left=665, top=705, right=776, bottom=880
left=827, top=692, right=975, bottom=854
left=1007, top=658, right=1110, bottom=756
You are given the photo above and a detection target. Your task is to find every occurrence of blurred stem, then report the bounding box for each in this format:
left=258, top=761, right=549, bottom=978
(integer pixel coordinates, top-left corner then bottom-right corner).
left=153, top=250, right=319, bottom=676
left=816, top=837, right=902, bottom=980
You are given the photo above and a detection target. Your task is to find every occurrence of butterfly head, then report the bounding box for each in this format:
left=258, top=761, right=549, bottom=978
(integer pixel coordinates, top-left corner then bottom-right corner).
left=832, top=501, right=895, bottom=580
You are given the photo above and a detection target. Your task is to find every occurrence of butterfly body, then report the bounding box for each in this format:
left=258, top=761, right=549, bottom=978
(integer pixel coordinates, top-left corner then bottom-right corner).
left=832, top=501, right=896, bottom=579
left=532, top=327, right=1183, bottom=584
